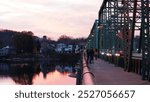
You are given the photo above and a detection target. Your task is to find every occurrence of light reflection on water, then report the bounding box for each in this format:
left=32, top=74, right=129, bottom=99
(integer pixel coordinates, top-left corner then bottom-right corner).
left=0, top=77, right=16, bottom=85
left=33, top=70, right=75, bottom=85
left=0, top=62, right=77, bottom=85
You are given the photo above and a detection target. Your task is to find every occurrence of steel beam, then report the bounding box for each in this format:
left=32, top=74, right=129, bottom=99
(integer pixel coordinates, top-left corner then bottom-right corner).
left=141, top=0, right=150, bottom=81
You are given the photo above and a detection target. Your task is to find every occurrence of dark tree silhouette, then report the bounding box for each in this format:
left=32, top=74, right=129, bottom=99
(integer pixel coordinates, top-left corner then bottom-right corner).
left=57, top=35, right=87, bottom=45
left=57, top=35, right=73, bottom=44
left=13, top=31, right=35, bottom=53
left=35, top=40, right=41, bottom=53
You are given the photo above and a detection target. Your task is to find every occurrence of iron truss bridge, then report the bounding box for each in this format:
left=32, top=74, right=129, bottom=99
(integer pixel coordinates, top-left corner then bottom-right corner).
left=86, top=0, right=150, bottom=81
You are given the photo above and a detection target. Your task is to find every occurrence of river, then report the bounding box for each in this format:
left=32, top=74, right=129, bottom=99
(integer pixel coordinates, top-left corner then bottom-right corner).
left=0, top=61, right=77, bottom=85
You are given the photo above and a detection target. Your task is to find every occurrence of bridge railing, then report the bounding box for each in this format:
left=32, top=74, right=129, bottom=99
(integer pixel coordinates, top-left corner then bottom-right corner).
left=99, top=54, right=142, bottom=74
left=81, top=51, right=95, bottom=85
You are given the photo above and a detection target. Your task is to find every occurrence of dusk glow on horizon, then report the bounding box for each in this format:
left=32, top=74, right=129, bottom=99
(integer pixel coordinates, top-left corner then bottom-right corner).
left=0, top=0, right=103, bottom=40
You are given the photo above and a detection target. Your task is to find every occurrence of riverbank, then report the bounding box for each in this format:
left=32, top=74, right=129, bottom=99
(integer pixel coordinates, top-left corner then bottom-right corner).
left=0, top=53, right=81, bottom=63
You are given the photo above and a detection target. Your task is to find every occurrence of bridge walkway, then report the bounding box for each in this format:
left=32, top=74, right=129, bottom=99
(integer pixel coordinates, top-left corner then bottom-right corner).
left=88, top=58, right=150, bottom=85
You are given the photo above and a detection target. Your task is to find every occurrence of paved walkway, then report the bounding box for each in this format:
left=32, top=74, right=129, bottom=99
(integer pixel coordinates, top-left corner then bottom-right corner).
left=88, top=58, right=150, bottom=85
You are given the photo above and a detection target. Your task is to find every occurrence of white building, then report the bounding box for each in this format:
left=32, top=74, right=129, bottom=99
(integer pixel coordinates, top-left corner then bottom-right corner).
left=55, top=43, right=66, bottom=53
left=0, top=46, right=16, bottom=57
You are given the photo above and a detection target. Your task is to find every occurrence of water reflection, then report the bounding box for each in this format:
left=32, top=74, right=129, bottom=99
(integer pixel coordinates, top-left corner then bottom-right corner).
left=0, top=61, right=77, bottom=85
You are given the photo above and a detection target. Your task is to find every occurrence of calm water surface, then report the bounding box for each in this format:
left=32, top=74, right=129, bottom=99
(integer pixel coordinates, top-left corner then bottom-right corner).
left=0, top=61, right=77, bottom=85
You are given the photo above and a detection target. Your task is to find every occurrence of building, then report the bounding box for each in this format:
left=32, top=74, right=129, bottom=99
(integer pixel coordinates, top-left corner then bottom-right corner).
left=55, top=43, right=66, bottom=53
left=0, top=46, right=16, bottom=57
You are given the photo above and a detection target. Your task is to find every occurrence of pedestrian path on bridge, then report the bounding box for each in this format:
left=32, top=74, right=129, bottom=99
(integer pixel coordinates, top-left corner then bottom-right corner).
left=88, top=59, right=150, bottom=85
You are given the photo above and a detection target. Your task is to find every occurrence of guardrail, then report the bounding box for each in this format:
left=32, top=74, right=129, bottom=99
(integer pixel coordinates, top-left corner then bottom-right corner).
left=81, top=52, right=95, bottom=85
left=100, top=54, right=142, bottom=75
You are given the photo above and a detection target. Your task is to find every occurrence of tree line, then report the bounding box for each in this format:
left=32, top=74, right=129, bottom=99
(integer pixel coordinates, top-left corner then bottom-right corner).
left=0, top=30, right=87, bottom=54
left=12, top=31, right=40, bottom=54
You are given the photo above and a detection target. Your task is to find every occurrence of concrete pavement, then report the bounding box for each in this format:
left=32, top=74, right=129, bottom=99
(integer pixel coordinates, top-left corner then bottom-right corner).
left=88, top=58, right=150, bottom=85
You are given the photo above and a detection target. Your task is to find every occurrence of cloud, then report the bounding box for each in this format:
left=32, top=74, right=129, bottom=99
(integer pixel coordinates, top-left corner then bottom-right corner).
left=0, top=0, right=102, bottom=40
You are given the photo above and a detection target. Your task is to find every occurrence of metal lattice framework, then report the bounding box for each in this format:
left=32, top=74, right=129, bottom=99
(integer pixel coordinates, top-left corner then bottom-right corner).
left=141, top=0, right=150, bottom=80
left=122, top=0, right=131, bottom=71
left=86, top=20, right=99, bottom=50
left=86, top=0, right=150, bottom=80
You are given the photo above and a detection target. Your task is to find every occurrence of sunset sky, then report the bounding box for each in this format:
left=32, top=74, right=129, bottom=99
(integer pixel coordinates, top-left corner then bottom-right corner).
left=0, top=0, right=103, bottom=40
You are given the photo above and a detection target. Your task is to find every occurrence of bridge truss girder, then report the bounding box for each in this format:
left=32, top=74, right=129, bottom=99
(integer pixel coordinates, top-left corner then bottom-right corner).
left=98, top=0, right=146, bottom=71
left=87, top=0, right=149, bottom=80
left=86, top=20, right=99, bottom=50
left=141, top=0, right=150, bottom=80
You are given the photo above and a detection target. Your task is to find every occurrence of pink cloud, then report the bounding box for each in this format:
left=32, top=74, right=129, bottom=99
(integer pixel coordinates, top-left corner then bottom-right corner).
left=0, top=0, right=103, bottom=40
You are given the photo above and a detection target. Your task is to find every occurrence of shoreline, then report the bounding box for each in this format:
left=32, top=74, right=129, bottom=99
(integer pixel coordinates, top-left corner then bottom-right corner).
left=0, top=53, right=81, bottom=63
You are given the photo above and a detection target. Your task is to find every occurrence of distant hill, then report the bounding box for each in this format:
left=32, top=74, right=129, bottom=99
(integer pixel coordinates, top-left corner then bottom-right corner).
left=0, top=30, right=17, bottom=48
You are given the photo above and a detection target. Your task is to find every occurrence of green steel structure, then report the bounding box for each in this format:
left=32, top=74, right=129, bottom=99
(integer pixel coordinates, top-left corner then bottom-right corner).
left=86, top=0, right=150, bottom=81
left=86, top=20, right=99, bottom=50
left=141, top=0, right=150, bottom=80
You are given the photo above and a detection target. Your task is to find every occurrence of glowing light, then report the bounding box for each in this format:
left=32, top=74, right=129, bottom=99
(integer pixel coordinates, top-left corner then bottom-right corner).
left=106, top=53, right=112, bottom=57
left=101, top=52, right=105, bottom=55
left=115, top=53, right=120, bottom=57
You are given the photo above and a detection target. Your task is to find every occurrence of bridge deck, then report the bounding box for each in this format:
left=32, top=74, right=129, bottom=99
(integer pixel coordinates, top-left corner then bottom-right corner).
left=88, top=59, right=150, bottom=85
